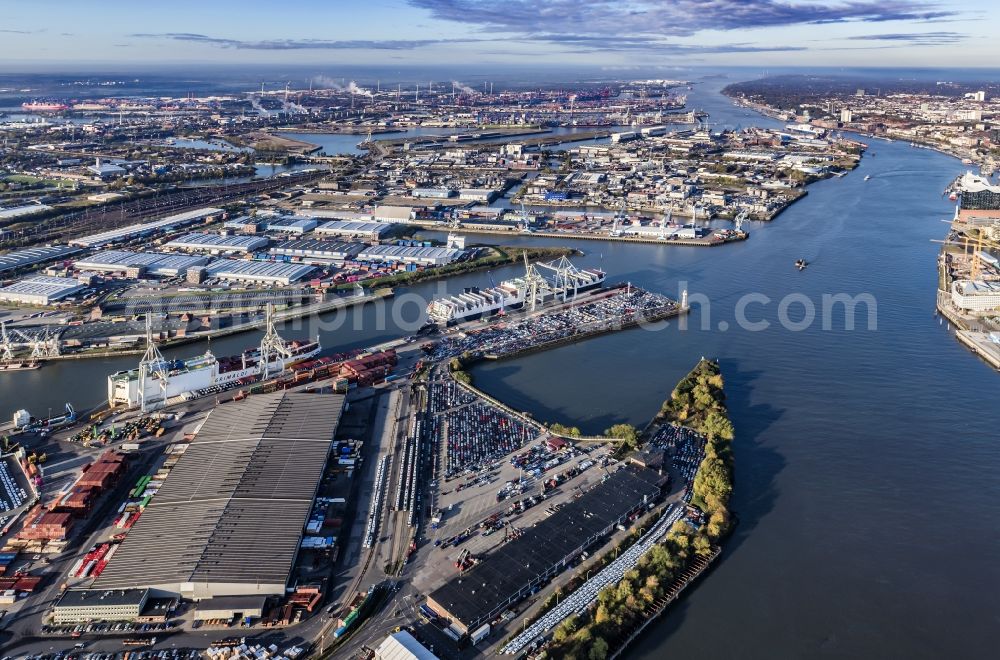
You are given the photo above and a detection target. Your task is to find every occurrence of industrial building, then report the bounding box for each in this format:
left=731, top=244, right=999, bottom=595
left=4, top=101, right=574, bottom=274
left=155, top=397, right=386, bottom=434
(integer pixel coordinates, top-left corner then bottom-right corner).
left=0, top=245, right=82, bottom=274
left=193, top=595, right=268, bottom=621
left=0, top=275, right=85, bottom=305
left=357, top=245, right=465, bottom=266
left=412, top=187, right=453, bottom=199
left=223, top=215, right=261, bottom=231
left=93, top=392, right=345, bottom=600
left=165, top=232, right=270, bottom=254
left=266, top=217, right=318, bottom=234
left=0, top=203, right=53, bottom=220
left=426, top=465, right=664, bottom=634
left=314, top=220, right=393, bottom=241
left=458, top=188, right=499, bottom=203
left=203, top=259, right=316, bottom=285
left=373, top=206, right=418, bottom=223
left=70, top=208, right=223, bottom=248
left=951, top=279, right=1000, bottom=312
left=52, top=588, right=149, bottom=624
left=269, top=239, right=364, bottom=263
left=74, top=250, right=209, bottom=277
left=375, top=631, right=439, bottom=660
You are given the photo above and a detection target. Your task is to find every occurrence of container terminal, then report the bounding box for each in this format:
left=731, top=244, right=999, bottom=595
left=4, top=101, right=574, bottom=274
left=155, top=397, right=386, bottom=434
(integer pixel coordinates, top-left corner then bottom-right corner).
left=0, top=270, right=699, bottom=659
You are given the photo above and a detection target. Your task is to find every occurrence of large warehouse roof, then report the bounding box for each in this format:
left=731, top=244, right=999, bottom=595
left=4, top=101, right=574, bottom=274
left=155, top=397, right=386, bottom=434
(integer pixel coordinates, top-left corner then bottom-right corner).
left=165, top=232, right=270, bottom=252
left=203, top=259, right=316, bottom=284
left=94, top=392, right=345, bottom=599
left=314, top=220, right=392, bottom=238
left=270, top=238, right=364, bottom=261
left=70, top=208, right=223, bottom=248
left=375, top=631, right=439, bottom=660
left=75, top=250, right=209, bottom=275
left=358, top=245, right=465, bottom=265
left=0, top=245, right=82, bottom=274
left=428, top=465, right=662, bottom=630
left=0, top=275, right=85, bottom=305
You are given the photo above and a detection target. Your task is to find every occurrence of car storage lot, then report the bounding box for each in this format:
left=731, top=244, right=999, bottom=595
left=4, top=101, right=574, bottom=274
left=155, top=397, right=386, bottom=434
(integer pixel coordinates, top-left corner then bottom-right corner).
left=410, top=440, right=617, bottom=595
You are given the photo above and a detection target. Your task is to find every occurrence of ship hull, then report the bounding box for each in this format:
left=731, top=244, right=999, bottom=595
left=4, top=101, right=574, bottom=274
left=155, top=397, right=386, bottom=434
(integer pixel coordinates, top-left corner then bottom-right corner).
left=108, top=343, right=320, bottom=408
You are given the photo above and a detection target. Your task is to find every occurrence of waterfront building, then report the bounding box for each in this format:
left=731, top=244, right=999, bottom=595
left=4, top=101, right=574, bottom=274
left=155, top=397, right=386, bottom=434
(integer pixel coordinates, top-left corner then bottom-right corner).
left=951, top=279, right=1000, bottom=312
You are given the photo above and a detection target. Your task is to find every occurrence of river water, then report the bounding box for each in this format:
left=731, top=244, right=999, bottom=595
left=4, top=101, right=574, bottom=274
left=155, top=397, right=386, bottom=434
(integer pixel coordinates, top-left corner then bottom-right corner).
left=2, top=76, right=998, bottom=658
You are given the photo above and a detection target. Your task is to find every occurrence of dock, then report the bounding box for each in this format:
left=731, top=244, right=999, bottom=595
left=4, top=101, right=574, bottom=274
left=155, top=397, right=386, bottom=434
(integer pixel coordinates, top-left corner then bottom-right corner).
left=608, top=546, right=722, bottom=659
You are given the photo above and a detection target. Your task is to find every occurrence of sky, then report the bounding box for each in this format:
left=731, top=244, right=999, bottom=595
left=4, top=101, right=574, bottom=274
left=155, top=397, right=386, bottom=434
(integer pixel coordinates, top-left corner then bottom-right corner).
left=0, top=0, right=997, bottom=70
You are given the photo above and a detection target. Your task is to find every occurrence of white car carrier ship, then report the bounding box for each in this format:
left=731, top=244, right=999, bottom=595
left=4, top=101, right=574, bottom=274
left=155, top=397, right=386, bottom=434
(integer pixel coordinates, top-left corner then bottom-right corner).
left=426, top=254, right=606, bottom=326
left=108, top=306, right=320, bottom=410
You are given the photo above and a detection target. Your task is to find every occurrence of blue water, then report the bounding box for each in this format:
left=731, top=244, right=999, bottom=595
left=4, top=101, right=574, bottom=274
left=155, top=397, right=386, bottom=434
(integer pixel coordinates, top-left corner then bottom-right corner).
left=464, top=79, right=1000, bottom=659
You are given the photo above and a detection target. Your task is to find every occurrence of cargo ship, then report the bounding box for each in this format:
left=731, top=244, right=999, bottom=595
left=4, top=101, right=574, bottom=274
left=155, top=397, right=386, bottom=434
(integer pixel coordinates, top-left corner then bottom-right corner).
left=426, top=255, right=606, bottom=325
left=108, top=307, right=320, bottom=409
left=427, top=283, right=525, bottom=325
left=21, top=101, right=70, bottom=113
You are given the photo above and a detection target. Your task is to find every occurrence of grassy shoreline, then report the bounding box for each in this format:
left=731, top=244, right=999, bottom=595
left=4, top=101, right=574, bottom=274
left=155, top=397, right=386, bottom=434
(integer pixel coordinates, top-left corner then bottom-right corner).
left=541, top=358, right=735, bottom=659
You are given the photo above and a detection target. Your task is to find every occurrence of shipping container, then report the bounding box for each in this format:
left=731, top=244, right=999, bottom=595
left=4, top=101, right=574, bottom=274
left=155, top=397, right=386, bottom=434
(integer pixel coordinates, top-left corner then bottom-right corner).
left=471, top=623, right=491, bottom=644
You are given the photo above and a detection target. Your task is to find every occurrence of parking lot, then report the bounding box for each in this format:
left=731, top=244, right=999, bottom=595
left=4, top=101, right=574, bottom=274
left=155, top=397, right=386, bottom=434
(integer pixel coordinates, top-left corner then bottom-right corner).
left=648, top=423, right=706, bottom=502
left=428, top=287, right=678, bottom=361
left=410, top=426, right=617, bottom=595
left=426, top=377, right=541, bottom=479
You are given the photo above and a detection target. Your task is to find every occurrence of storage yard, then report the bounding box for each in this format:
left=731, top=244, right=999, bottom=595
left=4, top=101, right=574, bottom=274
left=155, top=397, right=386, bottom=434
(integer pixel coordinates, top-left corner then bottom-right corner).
left=0, top=264, right=702, bottom=659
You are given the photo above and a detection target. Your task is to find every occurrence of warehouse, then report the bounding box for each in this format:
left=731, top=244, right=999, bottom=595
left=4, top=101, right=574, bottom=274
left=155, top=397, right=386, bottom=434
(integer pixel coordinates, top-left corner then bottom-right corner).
left=74, top=250, right=210, bottom=277
left=458, top=188, right=499, bottom=203
left=93, top=392, right=345, bottom=600
left=165, top=232, right=270, bottom=254
left=223, top=215, right=261, bottom=231
left=52, top=588, right=150, bottom=624
left=426, top=465, right=664, bottom=634
left=314, top=220, right=393, bottom=241
left=357, top=245, right=465, bottom=266
left=0, top=245, right=82, bottom=274
left=266, top=217, right=318, bottom=234
left=203, top=259, right=316, bottom=285
left=375, top=631, right=439, bottom=660
left=308, top=210, right=375, bottom=222
left=193, top=595, right=268, bottom=622
left=269, top=239, right=364, bottom=263
left=0, top=203, right=53, bottom=220
left=70, top=208, right=223, bottom=248
left=373, top=205, right=417, bottom=223
left=0, top=275, right=85, bottom=305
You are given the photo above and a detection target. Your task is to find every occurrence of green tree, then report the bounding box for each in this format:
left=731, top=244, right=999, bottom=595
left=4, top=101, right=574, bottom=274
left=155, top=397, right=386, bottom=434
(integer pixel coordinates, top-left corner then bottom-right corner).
left=588, top=637, right=609, bottom=660
left=604, top=423, right=639, bottom=450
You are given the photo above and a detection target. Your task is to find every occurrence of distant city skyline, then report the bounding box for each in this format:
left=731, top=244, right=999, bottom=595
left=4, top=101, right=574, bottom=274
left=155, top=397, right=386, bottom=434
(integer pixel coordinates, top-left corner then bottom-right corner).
left=1, top=0, right=996, bottom=69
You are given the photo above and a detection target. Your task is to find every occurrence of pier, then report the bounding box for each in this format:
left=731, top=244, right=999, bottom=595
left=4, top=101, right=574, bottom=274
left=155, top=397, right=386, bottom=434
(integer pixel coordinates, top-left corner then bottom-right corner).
left=608, top=546, right=722, bottom=659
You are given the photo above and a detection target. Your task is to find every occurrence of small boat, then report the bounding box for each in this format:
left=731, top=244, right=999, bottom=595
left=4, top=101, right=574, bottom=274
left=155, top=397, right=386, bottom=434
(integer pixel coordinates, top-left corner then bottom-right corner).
left=864, top=175, right=871, bottom=181
left=0, top=361, right=41, bottom=371
left=795, top=259, right=808, bottom=271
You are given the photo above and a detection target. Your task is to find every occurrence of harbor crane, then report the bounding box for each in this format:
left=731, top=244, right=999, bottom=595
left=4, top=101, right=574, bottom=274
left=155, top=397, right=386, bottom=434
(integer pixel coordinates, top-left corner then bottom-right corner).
left=137, top=316, right=170, bottom=413
left=0, top=322, right=13, bottom=362
left=734, top=209, right=750, bottom=233
left=0, top=325, right=61, bottom=361
left=259, top=303, right=294, bottom=380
